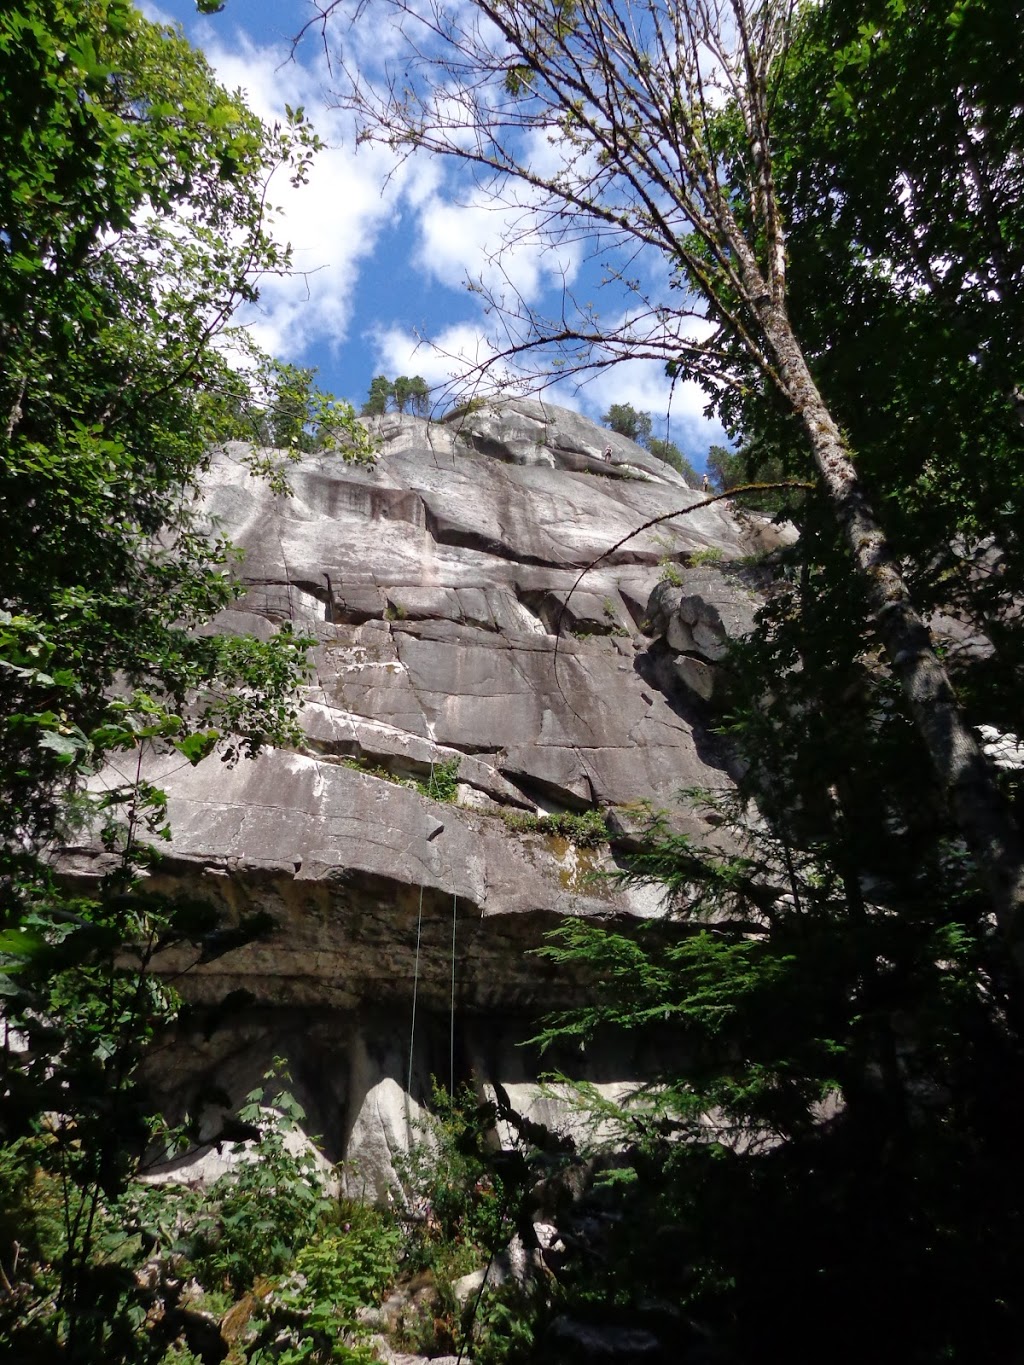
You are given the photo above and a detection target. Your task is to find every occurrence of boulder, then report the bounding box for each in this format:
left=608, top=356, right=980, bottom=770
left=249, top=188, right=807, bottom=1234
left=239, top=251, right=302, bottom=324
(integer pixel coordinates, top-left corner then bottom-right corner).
left=646, top=564, right=759, bottom=702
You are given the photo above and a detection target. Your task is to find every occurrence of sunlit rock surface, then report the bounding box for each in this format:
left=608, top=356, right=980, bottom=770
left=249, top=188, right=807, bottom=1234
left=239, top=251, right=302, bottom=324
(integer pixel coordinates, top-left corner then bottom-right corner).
left=67, top=399, right=772, bottom=1190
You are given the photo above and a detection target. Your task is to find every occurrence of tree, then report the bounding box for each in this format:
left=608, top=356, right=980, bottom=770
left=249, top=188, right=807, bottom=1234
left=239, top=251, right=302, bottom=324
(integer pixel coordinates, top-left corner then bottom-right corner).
left=362, top=374, right=395, bottom=415
left=393, top=373, right=431, bottom=416
left=646, top=437, right=699, bottom=486
left=362, top=373, right=431, bottom=417
left=221, top=352, right=374, bottom=455
left=0, top=0, right=322, bottom=824
left=603, top=404, right=698, bottom=482
left=318, top=0, right=1024, bottom=965
left=705, top=440, right=787, bottom=510
left=534, top=764, right=1024, bottom=1358
left=738, top=0, right=1024, bottom=726
left=603, top=402, right=653, bottom=446
left=706, top=444, right=743, bottom=494
left=0, top=5, right=368, bottom=1354
left=520, top=5, right=1024, bottom=1354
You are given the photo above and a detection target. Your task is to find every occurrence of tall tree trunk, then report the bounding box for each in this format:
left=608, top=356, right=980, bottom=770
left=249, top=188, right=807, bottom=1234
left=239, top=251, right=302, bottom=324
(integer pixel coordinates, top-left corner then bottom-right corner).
left=761, top=296, right=1024, bottom=970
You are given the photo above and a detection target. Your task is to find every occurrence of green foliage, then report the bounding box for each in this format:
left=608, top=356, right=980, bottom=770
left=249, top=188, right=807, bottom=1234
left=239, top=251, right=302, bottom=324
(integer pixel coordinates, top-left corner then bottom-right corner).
left=706, top=442, right=791, bottom=513
left=603, top=407, right=699, bottom=482
left=657, top=558, right=685, bottom=586
left=339, top=753, right=461, bottom=803
left=361, top=374, right=395, bottom=416
left=156, top=1346, right=202, bottom=1365
left=0, top=8, right=332, bottom=1360
left=216, top=350, right=377, bottom=464
left=602, top=402, right=652, bottom=445
left=247, top=1209, right=400, bottom=1363
left=646, top=437, right=699, bottom=484
left=8, top=1062, right=395, bottom=1363
left=423, top=757, right=461, bottom=804
left=361, top=374, right=430, bottom=417
left=534, top=713, right=1024, bottom=1360
left=340, top=754, right=406, bottom=784
left=398, top=1085, right=514, bottom=1264
left=705, top=443, right=743, bottom=493
left=0, top=0, right=319, bottom=859
left=0, top=1063, right=546, bottom=1363
left=467, top=1282, right=539, bottom=1365
left=393, top=375, right=431, bottom=416
left=393, top=1083, right=543, bottom=1361
left=498, top=807, right=608, bottom=847
left=294, top=1206, right=401, bottom=1320
left=688, top=546, right=724, bottom=566
left=0, top=758, right=286, bottom=1362
left=187, top=1066, right=335, bottom=1294
left=723, top=0, right=1024, bottom=721
left=0, top=1138, right=66, bottom=1281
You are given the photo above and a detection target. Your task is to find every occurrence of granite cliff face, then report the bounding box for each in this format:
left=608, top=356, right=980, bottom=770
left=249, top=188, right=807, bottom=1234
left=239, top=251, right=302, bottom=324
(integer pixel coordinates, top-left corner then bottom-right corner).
left=68, top=398, right=776, bottom=1189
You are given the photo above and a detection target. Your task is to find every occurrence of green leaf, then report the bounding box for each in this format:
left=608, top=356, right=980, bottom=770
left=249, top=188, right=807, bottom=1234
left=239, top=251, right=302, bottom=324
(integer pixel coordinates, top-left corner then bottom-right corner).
left=38, top=729, right=87, bottom=759
left=172, top=728, right=220, bottom=765
left=0, top=928, right=46, bottom=958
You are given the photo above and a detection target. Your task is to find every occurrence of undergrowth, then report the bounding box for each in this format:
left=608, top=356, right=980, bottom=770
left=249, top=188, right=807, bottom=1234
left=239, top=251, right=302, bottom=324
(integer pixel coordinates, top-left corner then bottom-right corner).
left=499, top=807, right=609, bottom=847
left=0, top=1064, right=544, bottom=1364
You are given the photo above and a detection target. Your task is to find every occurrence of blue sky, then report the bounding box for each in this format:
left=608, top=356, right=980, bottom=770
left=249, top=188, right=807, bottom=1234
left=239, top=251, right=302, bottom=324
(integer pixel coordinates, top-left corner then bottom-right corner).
left=144, top=0, right=723, bottom=467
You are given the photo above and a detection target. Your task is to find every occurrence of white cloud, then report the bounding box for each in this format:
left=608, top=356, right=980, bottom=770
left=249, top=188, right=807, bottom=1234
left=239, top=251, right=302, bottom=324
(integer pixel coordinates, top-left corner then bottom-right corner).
left=135, top=2, right=728, bottom=468
left=368, top=321, right=523, bottom=405
left=577, top=358, right=723, bottom=457
left=367, top=318, right=723, bottom=462
left=182, top=32, right=409, bottom=362
left=412, top=180, right=581, bottom=305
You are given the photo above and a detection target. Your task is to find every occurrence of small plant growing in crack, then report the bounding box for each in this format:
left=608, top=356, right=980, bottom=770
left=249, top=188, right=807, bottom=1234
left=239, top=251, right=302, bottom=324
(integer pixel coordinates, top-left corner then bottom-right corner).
left=419, top=757, right=461, bottom=803
left=498, top=807, right=608, bottom=847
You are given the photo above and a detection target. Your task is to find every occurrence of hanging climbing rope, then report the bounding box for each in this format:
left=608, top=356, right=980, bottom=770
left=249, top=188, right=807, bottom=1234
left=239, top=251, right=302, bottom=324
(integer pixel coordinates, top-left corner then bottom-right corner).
left=407, top=879, right=425, bottom=1100
left=450, top=878, right=458, bottom=1097
left=406, top=757, right=461, bottom=1103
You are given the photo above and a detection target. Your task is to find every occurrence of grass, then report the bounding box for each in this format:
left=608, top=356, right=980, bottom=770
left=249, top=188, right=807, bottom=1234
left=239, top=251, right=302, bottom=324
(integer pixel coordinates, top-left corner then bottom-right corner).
left=498, top=807, right=608, bottom=847
left=688, top=546, right=725, bottom=565
left=341, top=754, right=461, bottom=802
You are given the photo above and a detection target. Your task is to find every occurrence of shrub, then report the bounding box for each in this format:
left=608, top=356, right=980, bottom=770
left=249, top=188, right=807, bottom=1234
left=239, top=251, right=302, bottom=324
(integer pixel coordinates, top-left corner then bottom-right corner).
left=689, top=546, right=725, bottom=565
left=499, top=808, right=608, bottom=847
left=422, top=758, right=461, bottom=804
left=187, top=1064, right=334, bottom=1293
left=246, top=1206, right=402, bottom=1364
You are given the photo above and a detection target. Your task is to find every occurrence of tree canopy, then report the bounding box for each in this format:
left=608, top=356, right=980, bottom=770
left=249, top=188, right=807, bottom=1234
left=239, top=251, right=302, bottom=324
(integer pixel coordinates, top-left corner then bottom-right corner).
left=602, top=403, right=653, bottom=446
left=1, top=0, right=316, bottom=829
left=361, top=373, right=431, bottom=417
left=0, top=6, right=373, bottom=1353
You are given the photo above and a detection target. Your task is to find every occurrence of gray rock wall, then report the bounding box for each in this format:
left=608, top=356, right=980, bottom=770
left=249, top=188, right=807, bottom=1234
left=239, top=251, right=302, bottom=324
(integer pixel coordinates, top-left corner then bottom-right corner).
left=71, top=399, right=767, bottom=1190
